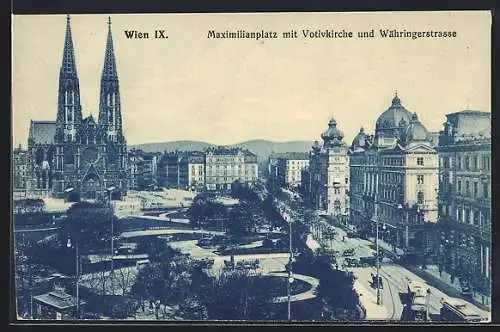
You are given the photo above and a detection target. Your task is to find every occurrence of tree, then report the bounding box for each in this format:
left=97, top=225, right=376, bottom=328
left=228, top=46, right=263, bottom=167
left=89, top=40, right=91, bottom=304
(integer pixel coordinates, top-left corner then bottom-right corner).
left=316, top=266, right=360, bottom=317
left=111, top=296, right=139, bottom=319
left=227, top=203, right=252, bottom=236
left=187, top=197, right=228, bottom=228
left=200, top=268, right=274, bottom=320
left=177, top=295, right=208, bottom=320
left=231, top=180, right=259, bottom=203
left=63, top=202, right=119, bottom=252
left=115, top=266, right=137, bottom=296
left=137, top=237, right=168, bottom=261
left=13, top=198, right=45, bottom=215
left=131, top=247, right=197, bottom=319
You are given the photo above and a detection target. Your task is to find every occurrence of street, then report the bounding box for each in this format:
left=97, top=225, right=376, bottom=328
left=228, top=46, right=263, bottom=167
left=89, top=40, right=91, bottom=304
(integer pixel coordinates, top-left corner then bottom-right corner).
left=316, top=221, right=491, bottom=322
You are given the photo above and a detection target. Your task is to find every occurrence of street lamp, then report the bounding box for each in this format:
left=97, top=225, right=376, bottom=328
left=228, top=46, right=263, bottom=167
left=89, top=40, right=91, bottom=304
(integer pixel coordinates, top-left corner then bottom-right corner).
left=282, top=211, right=294, bottom=321
left=397, top=203, right=410, bottom=250
left=106, top=186, right=116, bottom=295
left=425, top=288, right=431, bottom=321
left=375, top=212, right=382, bottom=306
left=67, top=237, right=80, bottom=319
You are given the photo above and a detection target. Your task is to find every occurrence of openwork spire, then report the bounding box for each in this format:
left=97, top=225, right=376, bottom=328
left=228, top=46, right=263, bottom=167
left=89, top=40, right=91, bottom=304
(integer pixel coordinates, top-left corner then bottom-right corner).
left=60, top=14, right=78, bottom=76
left=102, top=16, right=118, bottom=78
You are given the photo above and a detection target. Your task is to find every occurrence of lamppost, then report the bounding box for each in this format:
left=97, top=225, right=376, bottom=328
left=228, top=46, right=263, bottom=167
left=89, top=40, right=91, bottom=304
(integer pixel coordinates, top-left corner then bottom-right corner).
left=397, top=203, right=410, bottom=251
left=425, top=288, right=431, bottom=321
left=282, top=210, right=294, bottom=321
left=66, top=236, right=80, bottom=319
left=375, top=210, right=382, bottom=306
left=106, top=186, right=116, bottom=295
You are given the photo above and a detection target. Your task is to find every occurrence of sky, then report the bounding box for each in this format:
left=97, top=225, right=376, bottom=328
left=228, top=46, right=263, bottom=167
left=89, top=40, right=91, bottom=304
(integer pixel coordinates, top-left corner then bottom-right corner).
left=12, top=11, right=491, bottom=147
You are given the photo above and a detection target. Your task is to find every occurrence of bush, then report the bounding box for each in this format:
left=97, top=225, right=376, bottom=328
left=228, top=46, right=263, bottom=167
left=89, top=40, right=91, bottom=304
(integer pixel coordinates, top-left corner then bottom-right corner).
left=262, top=238, right=274, bottom=248
left=220, top=246, right=287, bottom=256
left=111, top=297, right=138, bottom=319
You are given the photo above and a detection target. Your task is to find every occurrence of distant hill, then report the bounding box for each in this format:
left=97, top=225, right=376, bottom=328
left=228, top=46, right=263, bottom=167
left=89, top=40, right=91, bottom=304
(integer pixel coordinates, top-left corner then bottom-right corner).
left=133, top=140, right=214, bottom=154
left=131, top=139, right=314, bottom=163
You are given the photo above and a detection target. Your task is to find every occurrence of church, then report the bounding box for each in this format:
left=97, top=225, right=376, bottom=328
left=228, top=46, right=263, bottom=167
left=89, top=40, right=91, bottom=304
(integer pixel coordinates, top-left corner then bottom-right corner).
left=26, top=15, right=128, bottom=201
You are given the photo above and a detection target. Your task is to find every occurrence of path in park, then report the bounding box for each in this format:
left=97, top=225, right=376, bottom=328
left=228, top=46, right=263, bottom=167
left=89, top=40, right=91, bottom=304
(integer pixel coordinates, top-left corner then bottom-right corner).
left=265, top=271, right=319, bottom=303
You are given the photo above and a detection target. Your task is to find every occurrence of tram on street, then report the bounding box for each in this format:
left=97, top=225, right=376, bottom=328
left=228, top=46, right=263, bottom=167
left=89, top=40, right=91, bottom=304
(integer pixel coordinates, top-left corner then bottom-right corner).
left=440, top=298, right=487, bottom=323
left=407, top=280, right=429, bottom=321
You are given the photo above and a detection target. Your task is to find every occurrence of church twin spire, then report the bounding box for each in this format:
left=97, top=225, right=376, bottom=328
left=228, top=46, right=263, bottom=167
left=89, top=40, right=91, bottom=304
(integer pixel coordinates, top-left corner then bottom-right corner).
left=60, top=15, right=78, bottom=76
left=55, top=14, right=82, bottom=143
left=102, top=16, right=118, bottom=79
left=98, top=16, right=122, bottom=142
left=56, top=15, right=122, bottom=144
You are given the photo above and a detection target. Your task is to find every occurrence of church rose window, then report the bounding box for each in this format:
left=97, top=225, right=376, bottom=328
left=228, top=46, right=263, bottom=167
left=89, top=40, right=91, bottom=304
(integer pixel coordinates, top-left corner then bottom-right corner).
left=82, top=147, right=98, bottom=165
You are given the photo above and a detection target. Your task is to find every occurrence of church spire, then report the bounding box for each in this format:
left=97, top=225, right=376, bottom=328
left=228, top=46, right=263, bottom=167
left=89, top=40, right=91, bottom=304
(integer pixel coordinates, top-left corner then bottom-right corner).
left=55, top=14, right=83, bottom=144
left=60, top=15, right=78, bottom=76
left=99, top=16, right=123, bottom=143
left=102, top=16, right=118, bottom=79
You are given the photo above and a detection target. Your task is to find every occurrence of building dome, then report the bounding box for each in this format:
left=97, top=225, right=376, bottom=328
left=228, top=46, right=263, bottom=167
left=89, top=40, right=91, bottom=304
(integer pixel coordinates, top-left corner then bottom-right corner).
left=404, top=112, right=429, bottom=143
left=375, top=93, right=412, bottom=130
left=321, top=118, right=344, bottom=146
left=351, top=127, right=366, bottom=149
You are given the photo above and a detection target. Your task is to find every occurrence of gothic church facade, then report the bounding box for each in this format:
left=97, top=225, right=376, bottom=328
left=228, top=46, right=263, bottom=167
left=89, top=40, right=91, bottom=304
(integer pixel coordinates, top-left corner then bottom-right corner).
left=26, top=15, right=128, bottom=200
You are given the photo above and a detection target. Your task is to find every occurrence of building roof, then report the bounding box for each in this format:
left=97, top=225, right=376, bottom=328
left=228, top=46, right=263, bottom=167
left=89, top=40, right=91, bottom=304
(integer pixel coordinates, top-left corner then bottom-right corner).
left=33, top=289, right=85, bottom=310
left=375, top=93, right=412, bottom=131
left=427, top=131, right=439, bottom=148
left=403, top=113, right=429, bottom=144
left=206, top=146, right=256, bottom=157
left=445, top=110, right=491, bottom=139
left=270, top=152, right=309, bottom=160
left=29, top=121, right=57, bottom=145
left=351, top=127, right=373, bottom=151
left=321, top=118, right=345, bottom=147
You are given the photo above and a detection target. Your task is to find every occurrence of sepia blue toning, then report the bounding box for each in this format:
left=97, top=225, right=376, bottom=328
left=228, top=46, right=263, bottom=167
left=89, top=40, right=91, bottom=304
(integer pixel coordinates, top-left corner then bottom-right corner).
left=12, top=15, right=491, bottom=323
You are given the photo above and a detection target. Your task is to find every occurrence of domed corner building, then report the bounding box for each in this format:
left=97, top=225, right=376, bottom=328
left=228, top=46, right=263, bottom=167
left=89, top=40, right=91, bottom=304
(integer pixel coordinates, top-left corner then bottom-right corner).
left=306, top=117, right=350, bottom=220
left=26, top=15, right=128, bottom=202
left=348, top=93, right=439, bottom=257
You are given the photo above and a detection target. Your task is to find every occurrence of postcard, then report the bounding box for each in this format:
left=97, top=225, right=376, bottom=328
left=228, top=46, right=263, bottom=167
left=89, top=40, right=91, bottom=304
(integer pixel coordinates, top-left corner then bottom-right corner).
left=11, top=11, right=491, bottom=323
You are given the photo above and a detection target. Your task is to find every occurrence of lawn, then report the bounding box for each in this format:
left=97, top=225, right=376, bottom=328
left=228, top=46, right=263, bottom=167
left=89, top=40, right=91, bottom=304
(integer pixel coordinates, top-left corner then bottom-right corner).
left=167, top=212, right=189, bottom=219
left=254, top=275, right=312, bottom=298
left=265, top=298, right=324, bottom=321
left=219, top=246, right=288, bottom=256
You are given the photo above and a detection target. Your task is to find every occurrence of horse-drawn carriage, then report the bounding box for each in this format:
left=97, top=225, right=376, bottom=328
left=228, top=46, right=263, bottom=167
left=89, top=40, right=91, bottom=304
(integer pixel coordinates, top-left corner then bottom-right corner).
left=371, top=273, right=384, bottom=289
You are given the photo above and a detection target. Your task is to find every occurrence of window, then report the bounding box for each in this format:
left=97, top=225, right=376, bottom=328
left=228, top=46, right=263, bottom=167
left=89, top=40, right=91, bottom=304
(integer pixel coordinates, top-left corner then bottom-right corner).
left=417, top=191, right=424, bottom=205
left=484, top=156, right=490, bottom=171
left=417, top=157, right=424, bottom=166
left=457, top=156, right=461, bottom=170
left=464, top=156, right=469, bottom=170
left=483, top=183, right=489, bottom=198
left=465, top=208, right=470, bottom=224
left=465, top=181, right=470, bottom=196
left=472, top=156, right=478, bottom=170
left=457, top=180, right=462, bottom=194
left=345, top=177, right=349, bottom=184
left=474, top=182, right=478, bottom=198
left=417, top=175, right=424, bottom=185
